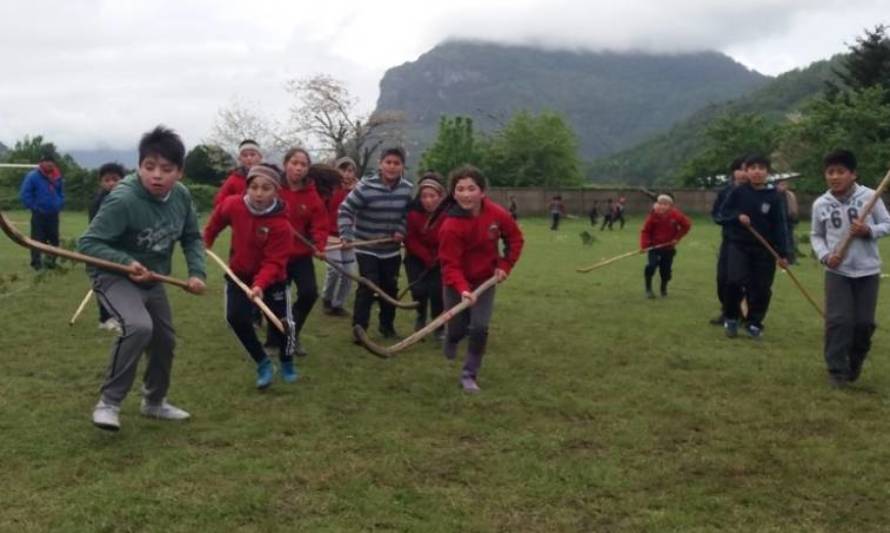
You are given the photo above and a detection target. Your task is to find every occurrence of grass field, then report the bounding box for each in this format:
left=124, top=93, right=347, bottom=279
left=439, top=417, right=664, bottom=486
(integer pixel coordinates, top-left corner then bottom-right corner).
left=2, top=210, right=890, bottom=532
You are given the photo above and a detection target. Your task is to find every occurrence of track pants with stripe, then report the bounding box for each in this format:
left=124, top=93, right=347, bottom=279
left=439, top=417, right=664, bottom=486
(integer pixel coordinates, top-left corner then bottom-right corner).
left=226, top=279, right=294, bottom=363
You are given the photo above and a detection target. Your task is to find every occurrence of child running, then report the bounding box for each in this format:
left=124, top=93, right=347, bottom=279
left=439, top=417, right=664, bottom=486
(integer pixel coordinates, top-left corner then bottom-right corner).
left=321, top=157, right=359, bottom=317
left=438, top=165, right=524, bottom=393
left=213, top=139, right=263, bottom=207
left=78, top=126, right=206, bottom=431
left=338, top=147, right=413, bottom=340
left=89, top=162, right=125, bottom=332
left=204, top=163, right=297, bottom=388
left=639, top=194, right=692, bottom=298
left=279, top=148, right=328, bottom=356
left=811, top=149, right=890, bottom=387
left=404, top=172, right=446, bottom=337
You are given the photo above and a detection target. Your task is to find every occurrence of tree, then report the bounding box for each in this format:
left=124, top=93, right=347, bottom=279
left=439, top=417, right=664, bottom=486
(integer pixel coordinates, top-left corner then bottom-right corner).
left=679, top=112, right=778, bottom=187
left=207, top=99, right=300, bottom=160
left=832, top=25, right=890, bottom=99
left=286, top=75, right=404, bottom=176
left=184, top=144, right=235, bottom=186
left=780, top=86, right=890, bottom=192
left=419, top=116, right=481, bottom=176
left=478, top=111, right=583, bottom=187
left=0, top=135, right=93, bottom=210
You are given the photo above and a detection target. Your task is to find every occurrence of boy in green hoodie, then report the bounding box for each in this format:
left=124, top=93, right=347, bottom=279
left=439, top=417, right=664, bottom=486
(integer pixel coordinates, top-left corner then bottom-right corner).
left=78, top=126, right=206, bottom=431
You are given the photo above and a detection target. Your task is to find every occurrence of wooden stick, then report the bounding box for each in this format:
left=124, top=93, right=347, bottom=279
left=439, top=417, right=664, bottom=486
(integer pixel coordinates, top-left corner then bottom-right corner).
left=205, top=249, right=286, bottom=334
left=292, top=230, right=417, bottom=309
left=325, top=237, right=396, bottom=251
left=69, top=289, right=94, bottom=326
left=576, top=241, right=674, bottom=273
left=833, top=167, right=890, bottom=260
left=745, top=224, right=825, bottom=318
left=397, top=266, right=432, bottom=300
left=354, top=276, right=499, bottom=358
left=0, top=211, right=191, bottom=289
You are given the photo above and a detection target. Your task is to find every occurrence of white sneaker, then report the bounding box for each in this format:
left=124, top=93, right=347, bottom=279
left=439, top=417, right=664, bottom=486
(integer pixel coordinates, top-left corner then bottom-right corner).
left=140, top=399, right=191, bottom=421
left=92, top=399, right=121, bottom=431
left=99, top=318, right=122, bottom=334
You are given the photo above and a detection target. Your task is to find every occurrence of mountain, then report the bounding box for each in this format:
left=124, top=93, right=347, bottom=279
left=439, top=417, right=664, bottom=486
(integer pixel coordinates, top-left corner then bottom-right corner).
left=588, top=55, right=844, bottom=184
left=374, top=40, right=770, bottom=165
left=68, top=148, right=137, bottom=170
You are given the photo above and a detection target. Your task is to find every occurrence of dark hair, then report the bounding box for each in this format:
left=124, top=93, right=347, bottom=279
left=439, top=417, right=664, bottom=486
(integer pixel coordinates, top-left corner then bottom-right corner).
left=729, top=155, right=747, bottom=174
left=379, top=146, right=406, bottom=163
left=38, top=153, right=56, bottom=163
left=98, top=162, right=126, bottom=179
left=744, top=153, right=771, bottom=171
left=823, top=149, right=857, bottom=172
left=283, top=147, right=311, bottom=167
left=307, top=163, right=343, bottom=199
left=138, top=125, right=185, bottom=168
left=447, top=165, right=488, bottom=194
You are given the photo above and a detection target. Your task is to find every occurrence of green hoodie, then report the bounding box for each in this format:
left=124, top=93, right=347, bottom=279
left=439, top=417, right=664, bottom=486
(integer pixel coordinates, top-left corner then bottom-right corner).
left=78, top=174, right=206, bottom=279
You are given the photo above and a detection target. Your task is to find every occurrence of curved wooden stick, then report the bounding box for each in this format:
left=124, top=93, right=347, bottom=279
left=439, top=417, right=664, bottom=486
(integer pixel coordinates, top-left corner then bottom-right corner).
left=833, top=167, right=890, bottom=260
left=745, top=224, right=825, bottom=318
left=397, top=266, right=432, bottom=300
left=0, top=211, right=191, bottom=289
left=576, top=241, right=674, bottom=273
left=292, top=230, right=417, bottom=309
left=69, top=289, right=94, bottom=326
left=205, top=249, right=286, bottom=334
left=354, top=276, right=499, bottom=358
left=326, top=237, right=395, bottom=252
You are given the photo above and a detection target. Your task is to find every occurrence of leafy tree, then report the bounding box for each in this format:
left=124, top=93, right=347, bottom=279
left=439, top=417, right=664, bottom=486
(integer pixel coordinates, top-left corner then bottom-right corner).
left=419, top=116, right=481, bottom=176
left=478, top=111, right=583, bottom=187
left=832, top=25, right=890, bottom=99
left=679, top=112, right=778, bottom=187
left=184, top=144, right=235, bottom=186
left=0, top=135, right=94, bottom=210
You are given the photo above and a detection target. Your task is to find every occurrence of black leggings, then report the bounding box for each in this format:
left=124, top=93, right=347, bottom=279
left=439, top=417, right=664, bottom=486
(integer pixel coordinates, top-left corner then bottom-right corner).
left=227, top=280, right=294, bottom=362
left=644, top=248, right=676, bottom=289
left=404, top=255, right=442, bottom=325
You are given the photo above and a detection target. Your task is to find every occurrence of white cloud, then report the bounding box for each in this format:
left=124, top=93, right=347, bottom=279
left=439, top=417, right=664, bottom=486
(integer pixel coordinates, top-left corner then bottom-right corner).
left=0, top=0, right=885, bottom=152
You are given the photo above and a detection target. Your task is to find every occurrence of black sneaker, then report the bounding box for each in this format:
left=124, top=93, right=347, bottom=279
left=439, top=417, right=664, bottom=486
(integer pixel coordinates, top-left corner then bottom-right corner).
left=745, top=324, right=763, bottom=340
left=645, top=290, right=656, bottom=299
left=724, top=319, right=738, bottom=338
left=660, top=287, right=668, bottom=298
left=828, top=374, right=849, bottom=389
left=849, top=353, right=865, bottom=382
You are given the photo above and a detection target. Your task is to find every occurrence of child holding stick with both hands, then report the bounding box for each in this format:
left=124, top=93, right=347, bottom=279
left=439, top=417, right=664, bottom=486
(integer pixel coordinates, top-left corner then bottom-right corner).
left=437, top=166, right=524, bottom=393
left=204, top=163, right=297, bottom=389
left=811, top=150, right=890, bottom=388
left=639, top=194, right=691, bottom=299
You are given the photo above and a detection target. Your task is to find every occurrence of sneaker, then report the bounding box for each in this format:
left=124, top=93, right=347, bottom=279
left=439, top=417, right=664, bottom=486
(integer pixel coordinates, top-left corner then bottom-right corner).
left=92, top=399, right=121, bottom=431
left=379, top=327, right=400, bottom=340
left=322, top=299, right=332, bottom=311
left=140, top=399, right=190, bottom=421
left=724, top=319, right=738, bottom=338
left=828, top=374, right=849, bottom=389
left=645, top=290, right=656, bottom=299
left=256, top=358, right=275, bottom=389
left=293, top=338, right=308, bottom=357
left=849, top=353, right=865, bottom=383
left=460, top=376, right=481, bottom=393
left=99, top=318, right=122, bottom=334
left=709, top=313, right=725, bottom=326
left=281, top=360, right=298, bottom=383
left=745, top=324, right=763, bottom=340
left=660, top=287, right=668, bottom=298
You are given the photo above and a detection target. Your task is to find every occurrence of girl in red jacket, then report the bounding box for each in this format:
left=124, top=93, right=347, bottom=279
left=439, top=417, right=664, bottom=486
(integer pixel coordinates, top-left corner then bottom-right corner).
left=405, top=173, right=446, bottom=337
left=639, top=194, right=692, bottom=298
left=204, top=164, right=297, bottom=389
left=278, top=148, right=329, bottom=356
left=438, top=166, right=524, bottom=393
left=213, top=139, right=263, bottom=207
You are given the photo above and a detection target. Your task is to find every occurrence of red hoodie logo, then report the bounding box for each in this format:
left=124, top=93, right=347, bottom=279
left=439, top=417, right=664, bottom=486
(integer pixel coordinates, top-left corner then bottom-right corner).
left=256, top=225, right=270, bottom=243
left=488, top=223, right=501, bottom=240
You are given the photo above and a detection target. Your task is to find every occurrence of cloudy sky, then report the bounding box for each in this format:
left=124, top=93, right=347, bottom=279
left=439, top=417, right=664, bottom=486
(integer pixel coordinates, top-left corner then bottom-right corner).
left=0, top=0, right=886, bottom=152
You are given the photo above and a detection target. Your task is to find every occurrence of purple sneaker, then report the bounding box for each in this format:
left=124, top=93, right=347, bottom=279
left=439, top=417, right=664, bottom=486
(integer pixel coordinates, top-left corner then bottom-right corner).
left=460, top=376, right=481, bottom=393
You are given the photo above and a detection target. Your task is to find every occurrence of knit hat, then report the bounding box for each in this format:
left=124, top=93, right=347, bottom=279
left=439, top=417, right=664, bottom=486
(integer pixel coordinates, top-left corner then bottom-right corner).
left=246, top=164, right=283, bottom=189
left=417, top=175, right=445, bottom=196
left=656, top=194, right=673, bottom=205
left=239, top=140, right=262, bottom=156
left=335, top=156, right=357, bottom=171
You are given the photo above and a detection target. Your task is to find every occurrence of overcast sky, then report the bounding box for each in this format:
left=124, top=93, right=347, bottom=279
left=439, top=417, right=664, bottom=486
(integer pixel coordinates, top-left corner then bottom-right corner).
left=0, top=0, right=886, bottom=152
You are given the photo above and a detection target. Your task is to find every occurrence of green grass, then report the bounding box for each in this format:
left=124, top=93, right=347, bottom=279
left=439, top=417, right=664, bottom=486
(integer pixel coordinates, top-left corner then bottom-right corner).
left=2, top=210, right=890, bottom=532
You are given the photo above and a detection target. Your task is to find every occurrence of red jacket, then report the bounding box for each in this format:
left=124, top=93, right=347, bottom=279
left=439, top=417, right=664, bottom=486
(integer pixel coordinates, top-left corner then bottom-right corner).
left=324, top=187, right=349, bottom=238
left=203, top=196, right=291, bottom=290
left=405, top=209, right=443, bottom=268
left=280, top=183, right=329, bottom=258
left=439, top=198, right=524, bottom=294
left=640, top=207, right=692, bottom=250
left=214, top=168, right=248, bottom=207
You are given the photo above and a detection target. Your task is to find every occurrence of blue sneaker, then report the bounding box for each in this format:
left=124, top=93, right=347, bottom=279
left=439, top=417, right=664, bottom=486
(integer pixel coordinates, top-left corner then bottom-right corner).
left=281, top=360, right=298, bottom=383
left=745, top=323, right=763, bottom=340
left=256, top=358, right=275, bottom=389
left=724, top=319, right=738, bottom=338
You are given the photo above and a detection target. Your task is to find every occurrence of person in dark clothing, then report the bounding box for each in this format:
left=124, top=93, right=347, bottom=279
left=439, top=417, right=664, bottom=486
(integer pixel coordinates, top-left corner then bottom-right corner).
left=589, top=201, right=599, bottom=226
left=89, top=163, right=126, bottom=331
left=19, top=154, right=64, bottom=270
left=600, top=199, right=614, bottom=231
left=549, top=195, right=565, bottom=230
left=715, top=154, right=790, bottom=339
left=614, top=197, right=627, bottom=229
left=710, top=156, right=749, bottom=325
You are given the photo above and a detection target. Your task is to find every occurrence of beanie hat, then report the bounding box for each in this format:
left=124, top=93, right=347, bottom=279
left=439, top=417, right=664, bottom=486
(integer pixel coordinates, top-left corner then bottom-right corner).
left=246, top=164, right=282, bottom=189
left=417, top=175, right=445, bottom=196
left=335, top=156, right=357, bottom=171
left=656, top=194, right=673, bottom=204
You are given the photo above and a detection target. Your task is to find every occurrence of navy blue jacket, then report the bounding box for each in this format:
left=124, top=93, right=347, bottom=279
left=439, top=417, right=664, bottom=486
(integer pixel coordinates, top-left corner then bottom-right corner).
left=715, top=183, right=790, bottom=258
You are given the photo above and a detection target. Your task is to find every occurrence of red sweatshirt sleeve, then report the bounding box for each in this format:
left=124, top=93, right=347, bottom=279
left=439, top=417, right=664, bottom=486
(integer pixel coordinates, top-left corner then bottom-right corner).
left=673, top=209, right=692, bottom=241
left=640, top=213, right=654, bottom=249
left=438, top=220, right=471, bottom=294
left=253, top=222, right=291, bottom=290
left=495, top=210, right=524, bottom=274
left=203, top=200, right=231, bottom=248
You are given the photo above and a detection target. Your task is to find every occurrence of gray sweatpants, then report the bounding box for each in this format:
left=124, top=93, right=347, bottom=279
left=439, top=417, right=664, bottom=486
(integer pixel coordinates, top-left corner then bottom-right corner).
left=442, top=284, right=496, bottom=379
left=92, top=273, right=177, bottom=406
left=824, top=271, right=880, bottom=378
left=322, top=246, right=355, bottom=309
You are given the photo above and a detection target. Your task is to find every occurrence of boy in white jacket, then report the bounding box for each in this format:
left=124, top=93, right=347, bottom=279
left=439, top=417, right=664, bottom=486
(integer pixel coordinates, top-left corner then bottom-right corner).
left=811, top=149, right=890, bottom=387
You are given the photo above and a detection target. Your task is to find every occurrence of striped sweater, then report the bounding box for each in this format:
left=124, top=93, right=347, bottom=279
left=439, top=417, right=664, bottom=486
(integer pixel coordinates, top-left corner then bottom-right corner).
left=337, top=174, right=413, bottom=257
